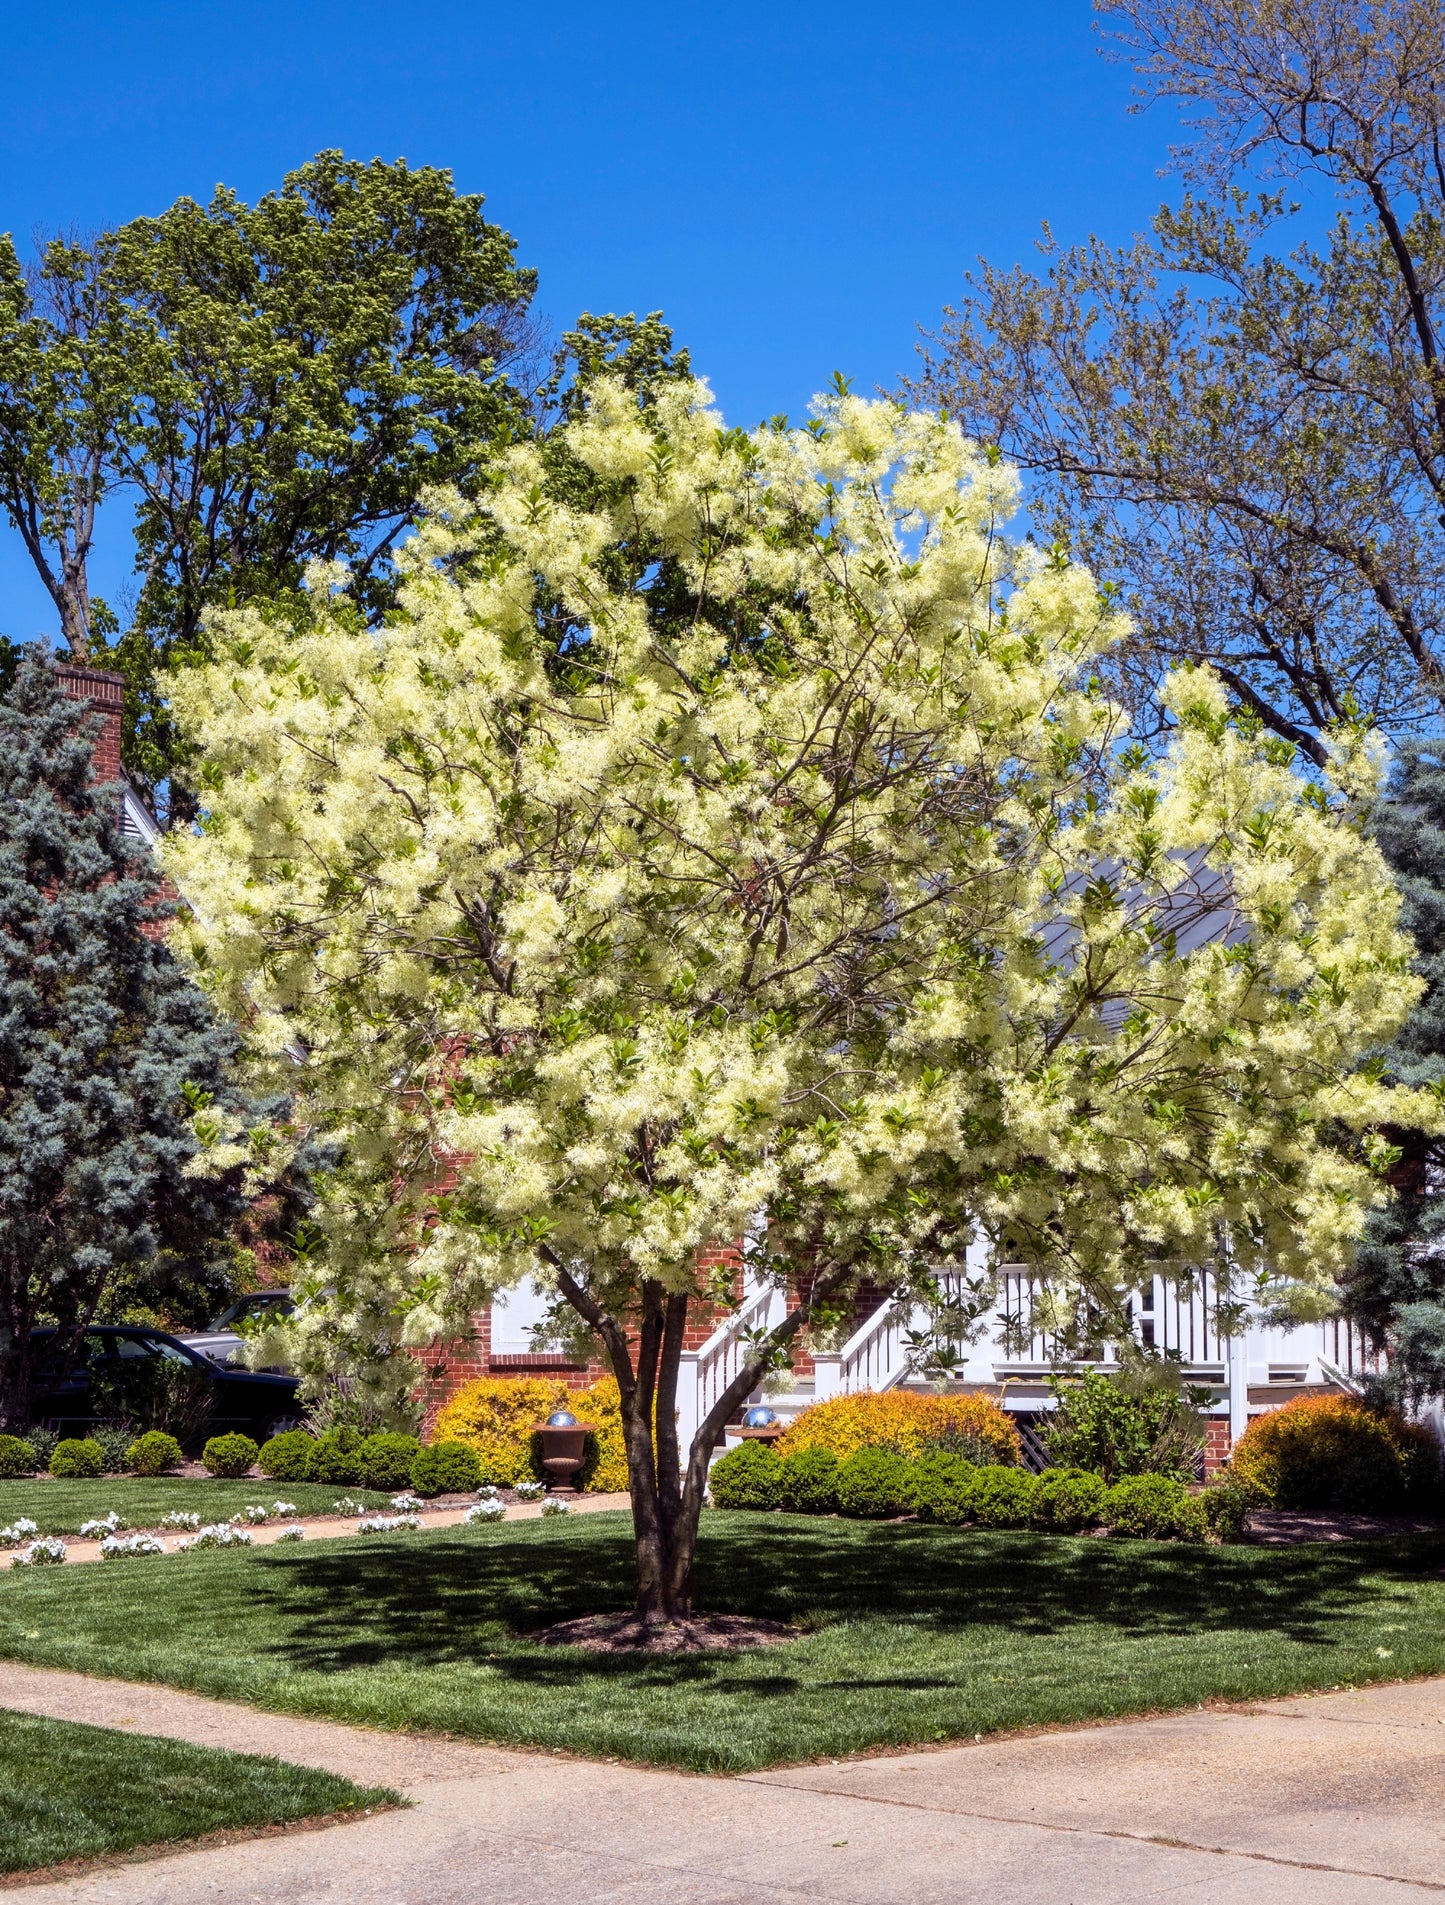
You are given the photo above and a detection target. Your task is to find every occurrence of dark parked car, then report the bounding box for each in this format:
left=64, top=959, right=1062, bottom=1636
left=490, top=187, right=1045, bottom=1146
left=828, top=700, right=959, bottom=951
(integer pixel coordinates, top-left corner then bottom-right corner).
left=28, top=1325, right=302, bottom=1446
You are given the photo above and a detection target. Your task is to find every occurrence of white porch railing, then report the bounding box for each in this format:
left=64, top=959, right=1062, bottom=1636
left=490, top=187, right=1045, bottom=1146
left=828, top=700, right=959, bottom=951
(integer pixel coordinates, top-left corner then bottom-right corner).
left=675, top=1277, right=786, bottom=1454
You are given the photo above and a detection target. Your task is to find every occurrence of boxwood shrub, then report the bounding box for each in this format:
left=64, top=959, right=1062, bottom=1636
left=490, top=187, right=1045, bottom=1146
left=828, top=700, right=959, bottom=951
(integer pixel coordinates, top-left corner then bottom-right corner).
left=0, top=1433, right=36, bottom=1478
left=777, top=1444, right=839, bottom=1514
left=50, top=1437, right=104, bottom=1478
left=708, top=1440, right=782, bottom=1510
left=310, top=1426, right=364, bottom=1485
left=969, top=1465, right=1040, bottom=1528
left=410, top=1439, right=482, bottom=1496
left=125, top=1430, right=182, bottom=1477
left=834, top=1446, right=912, bottom=1519
left=1030, top=1466, right=1107, bottom=1533
left=356, top=1432, right=421, bottom=1491
left=1103, top=1472, right=1207, bottom=1542
left=909, top=1450, right=979, bottom=1524
left=258, top=1429, right=317, bottom=1482
left=202, top=1432, right=259, bottom=1479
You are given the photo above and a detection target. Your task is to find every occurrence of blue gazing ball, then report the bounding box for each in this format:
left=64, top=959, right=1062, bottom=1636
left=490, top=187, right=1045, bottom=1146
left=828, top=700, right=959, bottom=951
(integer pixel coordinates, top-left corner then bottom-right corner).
left=741, top=1406, right=776, bottom=1428
left=545, top=1410, right=579, bottom=1428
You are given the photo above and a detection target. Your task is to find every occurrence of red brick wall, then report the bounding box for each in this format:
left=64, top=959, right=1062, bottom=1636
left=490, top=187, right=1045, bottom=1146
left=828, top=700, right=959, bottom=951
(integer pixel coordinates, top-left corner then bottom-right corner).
left=53, top=662, right=177, bottom=930
left=1203, top=1418, right=1232, bottom=1477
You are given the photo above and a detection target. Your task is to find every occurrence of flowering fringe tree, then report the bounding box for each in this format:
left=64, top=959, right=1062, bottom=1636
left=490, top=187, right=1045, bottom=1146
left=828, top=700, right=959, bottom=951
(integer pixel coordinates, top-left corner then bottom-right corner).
left=168, top=377, right=1431, bottom=1619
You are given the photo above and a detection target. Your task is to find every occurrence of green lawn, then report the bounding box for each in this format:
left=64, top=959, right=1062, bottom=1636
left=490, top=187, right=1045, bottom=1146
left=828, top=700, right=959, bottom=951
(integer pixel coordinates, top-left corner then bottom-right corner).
left=0, top=1479, right=392, bottom=1535
left=1, top=1510, right=1442, bottom=1772
left=0, top=1706, right=399, bottom=1876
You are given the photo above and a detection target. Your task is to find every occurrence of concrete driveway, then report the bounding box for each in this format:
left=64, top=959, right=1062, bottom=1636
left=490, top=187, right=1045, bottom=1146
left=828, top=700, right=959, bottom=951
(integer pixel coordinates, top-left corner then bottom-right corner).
left=2, top=1661, right=1443, bottom=1902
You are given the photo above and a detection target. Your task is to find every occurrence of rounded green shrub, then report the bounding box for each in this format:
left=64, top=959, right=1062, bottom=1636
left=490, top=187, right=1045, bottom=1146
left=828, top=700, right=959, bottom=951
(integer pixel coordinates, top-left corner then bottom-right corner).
left=1202, top=1476, right=1257, bottom=1543
left=0, top=1434, right=37, bottom=1478
left=125, top=1430, right=182, bottom=1476
left=258, top=1429, right=317, bottom=1482
left=201, top=1432, right=259, bottom=1479
left=410, top=1439, right=482, bottom=1497
left=357, top=1432, right=421, bottom=1491
left=708, top=1440, right=782, bottom=1510
left=969, top=1465, right=1039, bottom=1528
left=1103, top=1473, right=1206, bottom=1541
left=777, top=1444, right=839, bottom=1514
left=310, top=1425, right=364, bottom=1485
left=50, top=1437, right=104, bottom=1478
left=1031, top=1466, right=1107, bottom=1533
left=909, top=1450, right=979, bottom=1524
left=835, top=1446, right=912, bottom=1519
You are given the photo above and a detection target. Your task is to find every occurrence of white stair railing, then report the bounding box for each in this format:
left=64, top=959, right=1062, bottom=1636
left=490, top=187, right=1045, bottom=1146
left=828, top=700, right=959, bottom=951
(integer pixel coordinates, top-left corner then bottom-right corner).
left=676, top=1279, right=786, bottom=1455
left=812, top=1297, right=914, bottom=1400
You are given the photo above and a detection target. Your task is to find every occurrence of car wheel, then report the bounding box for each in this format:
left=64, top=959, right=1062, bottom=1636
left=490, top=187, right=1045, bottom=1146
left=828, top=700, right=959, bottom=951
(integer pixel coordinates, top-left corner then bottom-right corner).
left=261, top=1413, right=303, bottom=1440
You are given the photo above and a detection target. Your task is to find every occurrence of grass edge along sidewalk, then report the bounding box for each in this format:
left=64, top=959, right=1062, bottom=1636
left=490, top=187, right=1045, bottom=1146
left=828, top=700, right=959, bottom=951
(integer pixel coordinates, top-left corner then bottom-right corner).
left=0, top=1705, right=401, bottom=1880
left=2, top=1510, right=1444, bottom=1772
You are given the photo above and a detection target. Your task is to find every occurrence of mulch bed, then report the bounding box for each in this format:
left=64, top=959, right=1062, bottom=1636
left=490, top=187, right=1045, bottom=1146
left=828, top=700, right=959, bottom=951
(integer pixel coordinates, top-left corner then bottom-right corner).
left=1246, top=1508, right=1445, bottom=1545
left=532, top=1611, right=797, bottom=1654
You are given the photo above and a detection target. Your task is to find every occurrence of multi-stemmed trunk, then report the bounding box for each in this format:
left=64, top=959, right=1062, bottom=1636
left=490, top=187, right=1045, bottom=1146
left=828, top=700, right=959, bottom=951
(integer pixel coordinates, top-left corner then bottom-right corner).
left=549, top=1255, right=844, bottom=1623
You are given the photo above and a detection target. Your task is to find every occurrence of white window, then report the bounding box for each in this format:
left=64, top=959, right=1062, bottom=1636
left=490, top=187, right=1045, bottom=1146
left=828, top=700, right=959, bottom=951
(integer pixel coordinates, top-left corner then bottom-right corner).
left=490, top=1274, right=554, bottom=1355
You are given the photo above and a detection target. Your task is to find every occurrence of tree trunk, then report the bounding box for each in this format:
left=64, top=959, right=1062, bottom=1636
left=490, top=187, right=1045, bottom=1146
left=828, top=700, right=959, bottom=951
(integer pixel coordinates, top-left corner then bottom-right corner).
left=549, top=1252, right=851, bottom=1625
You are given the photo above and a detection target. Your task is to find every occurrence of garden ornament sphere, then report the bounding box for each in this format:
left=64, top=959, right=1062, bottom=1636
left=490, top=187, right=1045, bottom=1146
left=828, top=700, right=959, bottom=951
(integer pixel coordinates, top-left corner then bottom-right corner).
left=742, top=1406, right=777, bottom=1428
left=545, top=1410, right=579, bottom=1428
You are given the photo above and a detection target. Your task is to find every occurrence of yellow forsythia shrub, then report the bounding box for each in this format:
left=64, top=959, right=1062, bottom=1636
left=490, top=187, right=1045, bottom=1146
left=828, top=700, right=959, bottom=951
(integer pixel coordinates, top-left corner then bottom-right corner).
left=432, top=1373, right=632, bottom=1491
left=1231, top=1393, right=1438, bottom=1511
left=775, top=1390, right=1020, bottom=1465
left=570, top=1376, right=630, bottom=1492
left=432, top=1377, right=570, bottom=1484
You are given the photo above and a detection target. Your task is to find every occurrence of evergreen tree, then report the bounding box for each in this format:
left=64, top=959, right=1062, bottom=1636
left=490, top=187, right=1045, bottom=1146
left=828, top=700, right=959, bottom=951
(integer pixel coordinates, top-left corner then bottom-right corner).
left=0, top=651, right=289, bottom=1432
left=1347, top=744, right=1445, bottom=1401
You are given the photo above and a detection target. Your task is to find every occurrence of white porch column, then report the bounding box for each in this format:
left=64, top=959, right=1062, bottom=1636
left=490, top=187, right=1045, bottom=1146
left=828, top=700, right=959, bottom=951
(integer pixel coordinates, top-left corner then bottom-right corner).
left=675, top=1350, right=702, bottom=1466
left=1227, top=1330, right=1250, bottom=1449
left=811, top=1353, right=844, bottom=1400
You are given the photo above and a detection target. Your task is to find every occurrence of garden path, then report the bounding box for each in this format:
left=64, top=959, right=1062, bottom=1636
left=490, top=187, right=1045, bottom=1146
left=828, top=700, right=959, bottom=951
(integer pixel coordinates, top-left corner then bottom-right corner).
left=0, top=1492, right=632, bottom=1569
left=1, top=1660, right=1442, bottom=1901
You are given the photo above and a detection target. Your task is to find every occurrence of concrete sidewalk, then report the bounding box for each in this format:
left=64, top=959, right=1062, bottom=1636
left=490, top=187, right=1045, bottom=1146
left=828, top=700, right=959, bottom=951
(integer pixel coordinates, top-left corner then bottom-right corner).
left=2, top=1662, right=1443, bottom=1901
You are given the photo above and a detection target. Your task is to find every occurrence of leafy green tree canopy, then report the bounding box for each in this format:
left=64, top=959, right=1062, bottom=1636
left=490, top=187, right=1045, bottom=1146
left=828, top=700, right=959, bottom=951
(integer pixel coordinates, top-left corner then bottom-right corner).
left=0, top=151, right=537, bottom=803
left=166, top=373, right=1430, bottom=1619
left=909, top=0, right=1445, bottom=765
left=0, top=652, right=303, bottom=1433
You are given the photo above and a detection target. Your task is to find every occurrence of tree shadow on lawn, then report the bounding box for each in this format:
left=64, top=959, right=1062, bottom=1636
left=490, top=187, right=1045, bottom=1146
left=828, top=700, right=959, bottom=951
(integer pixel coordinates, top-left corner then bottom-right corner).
left=242, top=1514, right=1445, bottom=1691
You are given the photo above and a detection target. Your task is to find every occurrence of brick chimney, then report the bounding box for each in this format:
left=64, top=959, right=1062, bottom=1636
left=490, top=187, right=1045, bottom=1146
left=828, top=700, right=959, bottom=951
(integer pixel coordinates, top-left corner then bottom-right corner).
left=54, top=662, right=126, bottom=787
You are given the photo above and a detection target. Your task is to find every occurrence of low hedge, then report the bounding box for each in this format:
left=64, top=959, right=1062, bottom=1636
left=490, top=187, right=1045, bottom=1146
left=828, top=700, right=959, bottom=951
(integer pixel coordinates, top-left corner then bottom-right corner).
left=259, top=1429, right=317, bottom=1482
left=835, top=1447, right=913, bottom=1518
left=711, top=1445, right=1217, bottom=1542
left=125, top=1430, right=182, bottom=1477
left=202, top=1433, right=258, bottom=1479
left=1231, top=1394, right=1439, bottom=1512
left=411, top=1439, right=482, bottom=1496
left=50, top=1437, right=103, bottom=1478
left=357, top=1432, right=421, bottom=1491
left=311, top=1426, right=365, bottom=1486
left=1031, top=1466, right=1107, bottom=1532
left=0, top=1433, right=36, bottom=1478
left=775, top=1389, right=1020, bottom=1465
left=777, top=1445, right=839, bottom=1514
left=1102, top=1473, right=1208, bottom=1542
left=709, top=1440, right=782, bottom=1510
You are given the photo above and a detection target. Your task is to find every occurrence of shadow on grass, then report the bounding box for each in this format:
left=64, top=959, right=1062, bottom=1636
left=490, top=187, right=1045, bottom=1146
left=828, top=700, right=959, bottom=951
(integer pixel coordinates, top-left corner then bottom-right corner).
left=237, top=1513, right=1445, bottom=1691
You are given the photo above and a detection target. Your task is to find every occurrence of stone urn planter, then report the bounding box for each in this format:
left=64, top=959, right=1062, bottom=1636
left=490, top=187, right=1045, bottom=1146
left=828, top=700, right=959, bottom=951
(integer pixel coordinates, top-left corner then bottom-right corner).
left=534, top=1411, right=595, bottom=1494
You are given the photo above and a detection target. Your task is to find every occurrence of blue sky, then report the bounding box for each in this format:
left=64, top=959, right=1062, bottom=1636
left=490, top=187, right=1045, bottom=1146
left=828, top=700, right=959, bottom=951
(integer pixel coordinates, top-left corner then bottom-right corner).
left=0, top=0, right=1183, bottom=640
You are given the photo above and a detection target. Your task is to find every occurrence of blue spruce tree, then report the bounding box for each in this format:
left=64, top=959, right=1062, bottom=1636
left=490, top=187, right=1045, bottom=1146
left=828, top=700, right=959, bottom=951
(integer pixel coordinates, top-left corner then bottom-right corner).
left=0, top=651, right=282, bottom=1432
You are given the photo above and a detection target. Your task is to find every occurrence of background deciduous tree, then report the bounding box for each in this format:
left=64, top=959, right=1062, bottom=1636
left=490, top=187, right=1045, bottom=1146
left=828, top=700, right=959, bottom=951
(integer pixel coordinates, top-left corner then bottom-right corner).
left=167, top=375, right=1426, bottom=1624
left=908, top=0, right=1445, bottom=766
left=0, top=151, right=538, bottom=806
